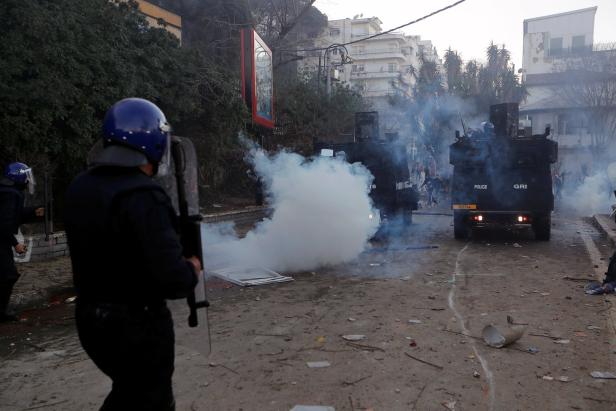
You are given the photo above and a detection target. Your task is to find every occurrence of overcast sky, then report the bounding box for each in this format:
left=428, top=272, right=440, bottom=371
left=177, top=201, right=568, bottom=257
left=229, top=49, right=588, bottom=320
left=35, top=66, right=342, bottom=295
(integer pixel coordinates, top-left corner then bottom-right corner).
left=313, top=0, right=616, bottom=68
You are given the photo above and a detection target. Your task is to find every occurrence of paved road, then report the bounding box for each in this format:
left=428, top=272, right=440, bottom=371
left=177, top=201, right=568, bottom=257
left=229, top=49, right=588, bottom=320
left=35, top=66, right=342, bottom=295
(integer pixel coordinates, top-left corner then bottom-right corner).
left=1, top=213, right=616, bottom=410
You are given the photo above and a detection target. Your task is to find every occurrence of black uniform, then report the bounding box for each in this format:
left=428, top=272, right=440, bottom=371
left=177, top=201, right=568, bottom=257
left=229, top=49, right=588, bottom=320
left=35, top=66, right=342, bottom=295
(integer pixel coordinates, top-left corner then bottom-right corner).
left=0, top=182, right=36, bottom=318
left=64, top=166, right=197, bottom=411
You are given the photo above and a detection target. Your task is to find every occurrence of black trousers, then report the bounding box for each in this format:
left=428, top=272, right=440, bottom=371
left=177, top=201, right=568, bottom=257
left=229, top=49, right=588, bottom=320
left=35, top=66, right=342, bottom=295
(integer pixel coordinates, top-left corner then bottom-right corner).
left=0, top=244, right=18, bottom=315
left=76, top=301, right=176, bottom=411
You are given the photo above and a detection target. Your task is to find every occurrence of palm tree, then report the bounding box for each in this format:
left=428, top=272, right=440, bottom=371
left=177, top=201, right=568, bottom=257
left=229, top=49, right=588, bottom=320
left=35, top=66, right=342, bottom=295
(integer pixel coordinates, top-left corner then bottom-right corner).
left=444, top=47, right=463, bottom=94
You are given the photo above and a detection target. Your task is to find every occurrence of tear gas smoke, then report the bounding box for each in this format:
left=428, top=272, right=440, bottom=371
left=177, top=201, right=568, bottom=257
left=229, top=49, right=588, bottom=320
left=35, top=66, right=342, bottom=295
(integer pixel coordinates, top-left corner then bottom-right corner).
left=562, top=161, right=616, bottom=216
left=203, top=147, right=380, bottom=273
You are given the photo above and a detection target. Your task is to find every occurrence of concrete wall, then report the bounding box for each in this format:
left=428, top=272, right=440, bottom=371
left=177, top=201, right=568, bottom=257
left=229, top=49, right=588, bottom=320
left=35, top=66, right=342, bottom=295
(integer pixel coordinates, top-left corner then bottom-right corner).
left=16, top=232, right=70, bottom=263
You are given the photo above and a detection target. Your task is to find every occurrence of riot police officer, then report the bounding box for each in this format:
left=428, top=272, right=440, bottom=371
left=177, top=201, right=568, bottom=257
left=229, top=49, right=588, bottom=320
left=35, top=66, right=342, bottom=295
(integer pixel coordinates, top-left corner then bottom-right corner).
left=0, top=162, right=44, bottom=322
left=65, top=98, right=200, bottom=410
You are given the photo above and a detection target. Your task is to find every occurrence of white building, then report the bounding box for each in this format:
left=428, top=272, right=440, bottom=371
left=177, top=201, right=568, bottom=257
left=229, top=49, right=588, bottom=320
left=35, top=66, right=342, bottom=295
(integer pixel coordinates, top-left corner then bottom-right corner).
left=520, top=7, right=597, bottom=170
left=299, top=16, right=440, bottom=139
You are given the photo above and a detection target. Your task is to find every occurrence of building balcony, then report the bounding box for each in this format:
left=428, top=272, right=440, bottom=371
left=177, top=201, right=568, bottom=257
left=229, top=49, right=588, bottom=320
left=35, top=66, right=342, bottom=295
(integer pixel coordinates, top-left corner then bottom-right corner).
left=351, top=50, right=406, bottom=61
left=351, top=31, right=407, bottom=42
left=351, top=71, right=401, bottom=79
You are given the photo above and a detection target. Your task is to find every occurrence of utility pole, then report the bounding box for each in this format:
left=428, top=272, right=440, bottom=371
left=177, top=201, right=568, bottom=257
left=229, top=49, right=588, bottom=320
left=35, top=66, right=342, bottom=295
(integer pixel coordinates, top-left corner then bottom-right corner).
left=324, top=44, right=352, bottom=97
left=325, top=48, right=332, bottom=97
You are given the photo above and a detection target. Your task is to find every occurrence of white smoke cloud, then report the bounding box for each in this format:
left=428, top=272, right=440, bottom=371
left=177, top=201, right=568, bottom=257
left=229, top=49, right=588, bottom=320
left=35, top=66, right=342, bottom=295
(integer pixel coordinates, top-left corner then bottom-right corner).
left=562, top=170, right=614, bottom=216
left=203, top=147, right=380, bottom=273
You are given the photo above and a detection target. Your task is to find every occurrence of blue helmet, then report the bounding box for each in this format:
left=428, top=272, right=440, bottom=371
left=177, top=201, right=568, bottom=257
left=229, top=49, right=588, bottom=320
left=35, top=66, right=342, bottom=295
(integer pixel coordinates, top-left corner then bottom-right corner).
left=5, top=162, right=32, bottom=184
left=97, top=98, right=171, bottom=167
left=4, top=162, right=35, bottom=193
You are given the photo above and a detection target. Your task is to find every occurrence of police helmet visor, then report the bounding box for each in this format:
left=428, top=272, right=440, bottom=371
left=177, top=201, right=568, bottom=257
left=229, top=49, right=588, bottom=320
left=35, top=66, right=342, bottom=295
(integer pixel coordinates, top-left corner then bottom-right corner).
left=18, top=167, right=36, bottom=194
left=155, top=133, right=171, bottom=177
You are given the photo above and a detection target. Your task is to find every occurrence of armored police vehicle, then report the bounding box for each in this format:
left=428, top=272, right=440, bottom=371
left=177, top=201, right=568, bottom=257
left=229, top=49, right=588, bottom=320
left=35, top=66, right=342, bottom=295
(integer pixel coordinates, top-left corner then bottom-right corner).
left=449, top=103, right=558, bottom=240
left=315, top=112, right=419, bottom=231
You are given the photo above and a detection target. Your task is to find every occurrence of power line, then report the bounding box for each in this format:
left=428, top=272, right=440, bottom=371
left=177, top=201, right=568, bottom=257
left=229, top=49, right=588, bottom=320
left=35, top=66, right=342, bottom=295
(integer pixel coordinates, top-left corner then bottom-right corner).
left=281, top=0, right=468, bottom=53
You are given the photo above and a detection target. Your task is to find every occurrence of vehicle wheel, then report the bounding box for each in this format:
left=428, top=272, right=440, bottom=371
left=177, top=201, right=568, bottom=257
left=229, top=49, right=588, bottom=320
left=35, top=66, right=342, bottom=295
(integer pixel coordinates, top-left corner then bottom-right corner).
left=533, top=213, right=551, bottom=241
left=454, top=212, right=469, bottom=240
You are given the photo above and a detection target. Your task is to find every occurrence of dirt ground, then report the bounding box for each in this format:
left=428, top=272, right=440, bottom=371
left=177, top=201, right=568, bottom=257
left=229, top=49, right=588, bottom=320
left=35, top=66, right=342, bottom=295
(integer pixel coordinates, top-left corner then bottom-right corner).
left=1, top=212, right=616, bottom=410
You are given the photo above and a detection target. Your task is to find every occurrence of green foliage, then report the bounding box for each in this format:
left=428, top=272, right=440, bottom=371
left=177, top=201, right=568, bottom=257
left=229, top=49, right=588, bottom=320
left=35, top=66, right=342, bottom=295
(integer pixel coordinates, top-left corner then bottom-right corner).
left=274, top=71, right=368, bottom=153
left=0, top=0, right=202, bottom=178
left=0, top=0, right=361, bottom=205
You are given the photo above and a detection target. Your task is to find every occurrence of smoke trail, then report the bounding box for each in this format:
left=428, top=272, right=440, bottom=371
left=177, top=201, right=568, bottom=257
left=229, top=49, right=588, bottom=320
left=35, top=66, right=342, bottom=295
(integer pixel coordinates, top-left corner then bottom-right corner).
left=203, top=147, right=380, bottom=273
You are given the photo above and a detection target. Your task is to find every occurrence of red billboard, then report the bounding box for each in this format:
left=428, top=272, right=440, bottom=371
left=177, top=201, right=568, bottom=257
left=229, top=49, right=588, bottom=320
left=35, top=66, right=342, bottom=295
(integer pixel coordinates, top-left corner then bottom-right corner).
left=241, top=29, right=274, bottom=129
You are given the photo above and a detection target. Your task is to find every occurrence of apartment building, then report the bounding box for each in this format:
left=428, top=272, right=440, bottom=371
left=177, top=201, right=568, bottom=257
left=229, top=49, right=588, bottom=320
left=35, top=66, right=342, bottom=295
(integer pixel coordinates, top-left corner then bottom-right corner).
left=300, top=16, right=440, bottom=138
left=121, top=0, right=182, bottom=43
left=520, top=7, right=597, bottom=165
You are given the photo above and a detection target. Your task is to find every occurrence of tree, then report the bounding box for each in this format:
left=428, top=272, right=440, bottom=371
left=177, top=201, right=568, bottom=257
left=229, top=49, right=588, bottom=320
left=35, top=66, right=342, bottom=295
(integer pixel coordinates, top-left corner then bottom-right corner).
left=444, top=48, right=463, bottom=94
left=0, top=0, right=203, bottom=185
left=387, top=43, right=526, bottom=172
left=273, top=71, right=368, bottom=153
left=476, top=42, right=526, bottom=111
left=555, top=45, right=616, bottom=155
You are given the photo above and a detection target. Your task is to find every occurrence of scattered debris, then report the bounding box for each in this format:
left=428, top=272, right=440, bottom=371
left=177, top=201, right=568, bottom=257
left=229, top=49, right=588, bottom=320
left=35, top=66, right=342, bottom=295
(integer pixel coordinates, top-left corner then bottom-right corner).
left=306, top=361, right=331, bottom=369
left=441, top=400, right=456, bottom=410
left=404, top=352, right=443, bottom=370
left=482, top=324, right=526, bottom=348
left=540, top=292, right=551, bottom=297
left=64, top=296, right=76, bottom=304
left=408, top=319, right=423, bottom=324
left=394, top=388, right=401, bottom=393
left=587, top=325, right=602, bottom=331
left=346, top=342, right=385, bottom=352
left=316, top=336, right=326, bottom=344
left=585, top=281, right=616, bottom=295
left=342, top=335, right=366, bottom=342
left=527, top=347, right=540, bottom=354
left=413, top=306, right=445, bottom=311
left=542, top=375, right=554, bottom=381
left=513, top=243, right=522, bottom=248
left=290, top=406, right=335, bottom=411
left=562, top=276, right=596, bottom=282
left=342, top=375, right=371, bottom=386
left=529, top=332, right=561, bottom=340
left=553, top=339, right=570, bottom=345
left=473, top=371, right=480, bottom=378
left=590, top=371, right=616, bottom=379
left=507, top=315, right=529, bottom=326
left=558, top=376, right=572, bottom=382
left=209, top=265, right=293, bottom=287
left=208, top=362, right=239, bottom=374
left=347, top=318, right=356, bottom=322
left=369, top=263, right=381, bottom=267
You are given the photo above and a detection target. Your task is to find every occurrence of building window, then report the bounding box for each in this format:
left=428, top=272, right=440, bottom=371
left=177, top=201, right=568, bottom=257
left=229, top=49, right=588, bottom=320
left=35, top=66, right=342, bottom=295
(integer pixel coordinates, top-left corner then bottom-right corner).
left=352, top=64, right=365, bottom=73
left=549, top=37, right=563, bottom=56
left=572, top=35, right=586, bottom=53
left=557, top=112, right=587, bottom=135
left=353, top=46, right=365, bottom=55
left=388, top=63, right=397, bottom=72
left=329, top=28, right=340, bottom=37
